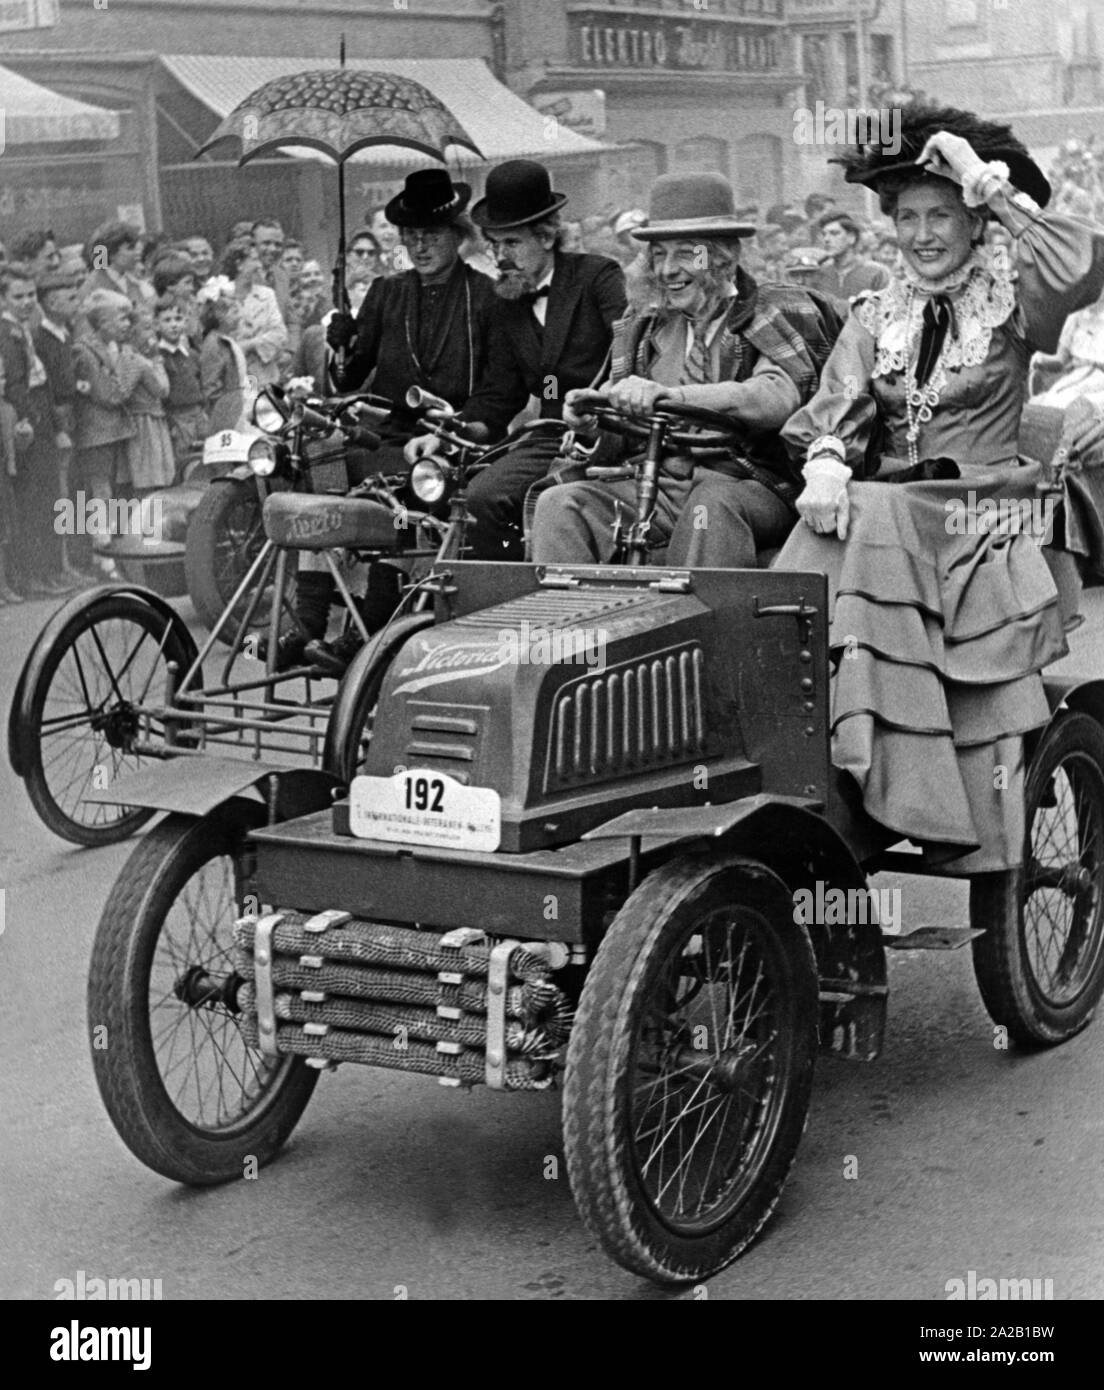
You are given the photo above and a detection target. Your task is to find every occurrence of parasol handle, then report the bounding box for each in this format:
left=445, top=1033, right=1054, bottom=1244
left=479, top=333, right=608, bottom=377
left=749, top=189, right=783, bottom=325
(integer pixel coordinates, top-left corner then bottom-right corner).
left=331, top=150, right=353, bottom=376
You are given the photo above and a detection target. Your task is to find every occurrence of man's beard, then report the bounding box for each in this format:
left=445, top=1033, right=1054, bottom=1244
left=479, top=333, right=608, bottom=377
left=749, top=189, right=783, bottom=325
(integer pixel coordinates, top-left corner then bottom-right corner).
left=494, top=269, right=537, bottom=301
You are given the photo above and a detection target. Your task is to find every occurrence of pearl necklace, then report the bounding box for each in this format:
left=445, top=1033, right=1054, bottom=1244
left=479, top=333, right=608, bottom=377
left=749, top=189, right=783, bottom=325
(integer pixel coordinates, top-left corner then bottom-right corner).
left=903, top=283, right=943, bottom=471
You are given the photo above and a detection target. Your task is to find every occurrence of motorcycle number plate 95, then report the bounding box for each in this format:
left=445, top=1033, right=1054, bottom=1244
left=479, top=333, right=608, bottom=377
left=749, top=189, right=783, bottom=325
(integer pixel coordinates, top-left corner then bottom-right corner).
left=348, top=771, right=502, bottom=853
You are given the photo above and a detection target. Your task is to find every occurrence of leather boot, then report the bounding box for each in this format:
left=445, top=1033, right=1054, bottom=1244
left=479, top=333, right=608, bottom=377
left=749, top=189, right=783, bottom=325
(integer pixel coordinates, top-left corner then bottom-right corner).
left=260, top=570, right=335, bottom=670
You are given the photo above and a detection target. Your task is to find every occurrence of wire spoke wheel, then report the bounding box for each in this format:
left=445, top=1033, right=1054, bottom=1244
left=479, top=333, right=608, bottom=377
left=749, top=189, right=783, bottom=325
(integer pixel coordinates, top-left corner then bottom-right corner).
left=20, top=595, right=196, bottom=846
left=89, top=805, right=317, bottom=1184
left=972, top=711, right=1104, bottom=1044
left=564, top=854, right=817, bottom=1283
left=630, top=914, right=789, bottom=1233
left=185, top=482, right=295, bottom=641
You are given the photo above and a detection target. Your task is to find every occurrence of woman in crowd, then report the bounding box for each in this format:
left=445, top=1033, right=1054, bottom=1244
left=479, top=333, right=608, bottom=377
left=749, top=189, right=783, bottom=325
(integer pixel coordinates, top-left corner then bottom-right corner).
left=777, top=102, right=1104, bottom=873
left=344, top=230, right=383, bottom=316
left=80, top=221, right=153, bottom=309
left=1032, top=294, right=1104, bottom=408
left=198, top=277, right=251, bottom=432
left=219, top=242, right=287, bottom=389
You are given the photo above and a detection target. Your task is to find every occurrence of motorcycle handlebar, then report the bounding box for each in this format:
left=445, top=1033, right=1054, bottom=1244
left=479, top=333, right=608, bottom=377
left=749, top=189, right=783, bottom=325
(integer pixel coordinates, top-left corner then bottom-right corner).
left=406, top=386, right=455, bottom=418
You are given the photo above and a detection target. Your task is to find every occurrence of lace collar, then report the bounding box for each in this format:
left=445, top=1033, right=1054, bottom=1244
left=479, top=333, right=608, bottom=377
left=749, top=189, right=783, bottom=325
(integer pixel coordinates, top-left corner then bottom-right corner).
left=857, top=244, right=1016, bottom=383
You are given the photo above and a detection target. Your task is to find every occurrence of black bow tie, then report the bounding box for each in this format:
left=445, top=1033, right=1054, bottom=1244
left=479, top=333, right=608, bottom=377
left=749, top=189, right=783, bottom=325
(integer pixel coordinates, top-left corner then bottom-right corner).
left=522, top=285, right=550, bottom=305
left=915, top=294, right=954, bottom=389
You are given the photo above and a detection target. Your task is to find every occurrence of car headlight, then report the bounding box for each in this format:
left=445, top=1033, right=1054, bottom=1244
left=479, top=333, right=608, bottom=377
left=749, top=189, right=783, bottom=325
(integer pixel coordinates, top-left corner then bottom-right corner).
left=248, top=438, right=277, bottom=476
left=410, top=458, right=452, bottom=504
left=251, top=391, right=287, bottom=433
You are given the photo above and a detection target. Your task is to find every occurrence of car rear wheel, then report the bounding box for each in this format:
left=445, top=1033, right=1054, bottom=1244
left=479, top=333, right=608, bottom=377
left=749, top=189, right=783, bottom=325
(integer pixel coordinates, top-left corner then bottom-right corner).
left=971, top=711, right=1104, bottom=1045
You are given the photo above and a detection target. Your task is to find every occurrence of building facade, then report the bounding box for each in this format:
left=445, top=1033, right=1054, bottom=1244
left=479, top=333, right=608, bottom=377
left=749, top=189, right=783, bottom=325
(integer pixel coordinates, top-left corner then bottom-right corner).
left=501, top=0, right=805, bottom=212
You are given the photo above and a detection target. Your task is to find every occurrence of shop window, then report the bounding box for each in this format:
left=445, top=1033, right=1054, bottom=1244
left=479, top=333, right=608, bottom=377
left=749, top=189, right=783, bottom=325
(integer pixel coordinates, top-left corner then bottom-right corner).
left=945, top=0, right=982, bottom=28
left=613, top=141, right=666, bottom=208
left=732, top=133, right=781, bottom=208
left=672, top=136, right=729, bottom=177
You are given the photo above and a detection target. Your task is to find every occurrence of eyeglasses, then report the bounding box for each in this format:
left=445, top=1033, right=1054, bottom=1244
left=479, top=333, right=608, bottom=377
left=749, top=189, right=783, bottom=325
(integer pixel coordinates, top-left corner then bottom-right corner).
left=350, top=247, right=379, bottom=258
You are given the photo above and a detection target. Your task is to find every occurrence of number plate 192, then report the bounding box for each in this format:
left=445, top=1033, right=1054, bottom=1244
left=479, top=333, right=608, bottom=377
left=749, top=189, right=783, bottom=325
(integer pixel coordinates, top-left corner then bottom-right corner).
left=348, top=770, right=502, bottom=852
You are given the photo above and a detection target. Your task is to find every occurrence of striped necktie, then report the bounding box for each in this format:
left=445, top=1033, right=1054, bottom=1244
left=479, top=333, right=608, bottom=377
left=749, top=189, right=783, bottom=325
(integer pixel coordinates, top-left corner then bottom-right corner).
left=680, top=318, right=714, bottom=387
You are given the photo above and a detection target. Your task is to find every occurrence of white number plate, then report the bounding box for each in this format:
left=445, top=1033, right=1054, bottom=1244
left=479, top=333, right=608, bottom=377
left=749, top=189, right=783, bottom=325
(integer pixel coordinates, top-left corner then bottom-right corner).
left=348, top=770, right=501, bottom=852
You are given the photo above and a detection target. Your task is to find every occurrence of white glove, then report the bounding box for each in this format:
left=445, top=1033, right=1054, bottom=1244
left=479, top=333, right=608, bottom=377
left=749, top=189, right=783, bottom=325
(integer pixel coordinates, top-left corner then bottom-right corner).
left=404, top=432, right=442, bottom=465
left=797, top=455, right=852, bottom=539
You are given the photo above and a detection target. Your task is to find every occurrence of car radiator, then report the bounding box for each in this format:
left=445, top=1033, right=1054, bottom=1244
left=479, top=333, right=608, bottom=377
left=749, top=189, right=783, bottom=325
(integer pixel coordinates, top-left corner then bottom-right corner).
left=234, top=911, right=573, bottom=1090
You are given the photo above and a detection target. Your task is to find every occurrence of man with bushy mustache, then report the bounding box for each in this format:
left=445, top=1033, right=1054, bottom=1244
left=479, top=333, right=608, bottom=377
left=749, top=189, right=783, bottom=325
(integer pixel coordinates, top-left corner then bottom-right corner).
left=405, top=159, right=625, bottom=559
left=530, top=173, right=842, bottom=567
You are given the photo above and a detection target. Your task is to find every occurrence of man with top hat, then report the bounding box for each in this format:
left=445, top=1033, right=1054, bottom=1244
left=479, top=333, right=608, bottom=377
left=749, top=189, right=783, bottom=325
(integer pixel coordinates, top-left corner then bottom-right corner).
left=529, top=172, right=842, bottom=567
left=264, top=168, right=497, bottom=674
left=405, top=158, right=626, bottom=560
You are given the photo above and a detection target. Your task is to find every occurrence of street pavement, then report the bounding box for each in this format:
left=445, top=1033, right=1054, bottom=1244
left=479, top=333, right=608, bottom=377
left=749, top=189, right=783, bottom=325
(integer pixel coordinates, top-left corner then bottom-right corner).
left=1, top=587, right=1102, bottom=1301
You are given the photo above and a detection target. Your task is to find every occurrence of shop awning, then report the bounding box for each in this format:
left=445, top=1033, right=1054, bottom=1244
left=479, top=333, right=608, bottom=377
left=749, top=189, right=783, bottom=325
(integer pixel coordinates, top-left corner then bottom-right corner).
left=0, top=63, right=120, bottom=145
left=160, top=55, right=606, bottom=166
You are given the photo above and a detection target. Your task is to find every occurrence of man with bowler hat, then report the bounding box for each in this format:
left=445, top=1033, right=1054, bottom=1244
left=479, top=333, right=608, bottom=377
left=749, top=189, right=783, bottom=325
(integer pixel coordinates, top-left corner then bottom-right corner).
left=530, top=172, right=842, bottom=567
left=267, top=169, right=498, bottom=674
left=406, top=159, right=626, bottom=559
left=326, top=168, right=496, bottom=466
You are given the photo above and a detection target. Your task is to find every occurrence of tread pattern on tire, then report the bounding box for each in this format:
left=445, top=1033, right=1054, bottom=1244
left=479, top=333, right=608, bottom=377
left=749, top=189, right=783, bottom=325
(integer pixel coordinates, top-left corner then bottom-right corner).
left=563, top=852, right=818, bottom=1283
left=88, top=808, right=317, bottom=1185
left=971, top=710, right=1104, bottom=1046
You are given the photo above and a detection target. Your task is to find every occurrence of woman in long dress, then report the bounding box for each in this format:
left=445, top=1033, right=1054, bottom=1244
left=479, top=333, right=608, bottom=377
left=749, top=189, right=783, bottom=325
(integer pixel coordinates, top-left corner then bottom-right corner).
left=777, top=103, right=1104, bottom=873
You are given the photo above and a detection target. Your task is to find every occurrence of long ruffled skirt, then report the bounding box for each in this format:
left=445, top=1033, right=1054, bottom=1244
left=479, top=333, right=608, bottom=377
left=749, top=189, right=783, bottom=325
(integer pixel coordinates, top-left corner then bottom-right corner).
left=773, top=462, right=1070, bottom=874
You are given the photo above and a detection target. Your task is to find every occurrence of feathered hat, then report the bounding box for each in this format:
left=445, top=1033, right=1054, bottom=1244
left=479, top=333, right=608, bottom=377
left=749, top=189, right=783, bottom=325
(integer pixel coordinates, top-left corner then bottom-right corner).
left=832, top=101, right=1050, bottom=208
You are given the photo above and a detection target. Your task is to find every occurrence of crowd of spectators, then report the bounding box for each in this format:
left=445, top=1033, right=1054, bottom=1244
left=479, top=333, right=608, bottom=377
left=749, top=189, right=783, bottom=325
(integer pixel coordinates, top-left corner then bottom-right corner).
left=0, top=191, right=908, bottom=604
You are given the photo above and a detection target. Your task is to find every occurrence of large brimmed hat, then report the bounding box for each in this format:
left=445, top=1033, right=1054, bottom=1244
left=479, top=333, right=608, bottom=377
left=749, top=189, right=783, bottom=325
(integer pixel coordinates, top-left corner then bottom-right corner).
left=384, top=169, right=471, bottom=228
left=632, top=173, right=757, bottom=241
left=470, top=160, right=567, bottom=231
left=833, top=101, right=1050, bottom=207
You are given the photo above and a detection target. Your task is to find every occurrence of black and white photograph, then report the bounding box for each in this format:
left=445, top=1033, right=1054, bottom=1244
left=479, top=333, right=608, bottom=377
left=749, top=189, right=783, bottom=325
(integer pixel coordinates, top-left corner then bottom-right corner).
left=1, top=0, right=1102, bottom=1334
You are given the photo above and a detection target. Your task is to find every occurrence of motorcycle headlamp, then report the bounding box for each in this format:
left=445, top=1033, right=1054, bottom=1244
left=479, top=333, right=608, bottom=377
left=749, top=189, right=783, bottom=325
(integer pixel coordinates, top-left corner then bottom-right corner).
left=248, top=438, right=278, bottom=477
left=251, top=390, right=288, bottom=434
left=410, top=458, right=452, bottom=505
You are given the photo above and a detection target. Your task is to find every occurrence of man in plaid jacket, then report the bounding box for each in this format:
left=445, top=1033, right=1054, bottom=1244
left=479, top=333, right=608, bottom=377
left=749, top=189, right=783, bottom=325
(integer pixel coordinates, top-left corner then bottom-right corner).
left=531, top=173, right=842, bottom=567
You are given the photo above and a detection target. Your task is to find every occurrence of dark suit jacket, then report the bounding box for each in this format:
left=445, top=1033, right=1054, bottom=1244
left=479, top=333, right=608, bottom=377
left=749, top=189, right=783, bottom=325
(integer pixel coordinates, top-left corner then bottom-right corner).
left=35, top=322, right=78, bottom=435
left=332, top=261, right=497, bottom=435
left=0, top=317, right=55, bottom=434
left=460, top=251, right=626, bottom=440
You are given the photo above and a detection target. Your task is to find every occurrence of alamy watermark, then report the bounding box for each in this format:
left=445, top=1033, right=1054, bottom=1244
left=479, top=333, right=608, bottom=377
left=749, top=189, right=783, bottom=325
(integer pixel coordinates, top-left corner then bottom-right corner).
left=793, top=881, right=902, bottom=934
left=54, top=491, right=164, bottom=542
left=496, top=621, right=609, bottom=670
left=793, top=101, right=902, bottom=155
left=54, top=1269, right=162, bottom=1300
left=944, top=492, right=1057, bottom=543
left=944, top=1269, right=1054, bottom=1300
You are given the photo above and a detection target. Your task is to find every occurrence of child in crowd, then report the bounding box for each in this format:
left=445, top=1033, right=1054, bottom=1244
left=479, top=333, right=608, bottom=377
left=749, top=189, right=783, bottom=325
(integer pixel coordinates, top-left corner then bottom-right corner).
left=198, top=277, right=252, bottom=433
left=124, top=305, right=175, bottom=490
left=155, top=296, right=206, bottom=463
left=0, top=354, right=20, bottom=602
left=73, top=289, right=137, bottom=575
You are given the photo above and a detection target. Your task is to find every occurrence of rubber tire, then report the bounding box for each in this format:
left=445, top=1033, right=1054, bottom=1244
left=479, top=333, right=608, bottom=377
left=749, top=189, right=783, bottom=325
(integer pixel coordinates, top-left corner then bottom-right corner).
left=563, top=853, right=818, bottom=1284
left=185, top=481, right=294, bottom=642
left=971, top=711, right=1104, bottom=1046
left=88, top=804, right=318, bottom=1185
left=322, top=610, right=436, bottom=785
left=21, top=593, right=196, bottom=848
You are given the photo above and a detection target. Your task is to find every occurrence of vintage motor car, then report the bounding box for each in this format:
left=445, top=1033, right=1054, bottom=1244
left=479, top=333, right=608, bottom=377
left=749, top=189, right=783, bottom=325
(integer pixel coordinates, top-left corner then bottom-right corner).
left=81, top=397, right=1104, bottom=1284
